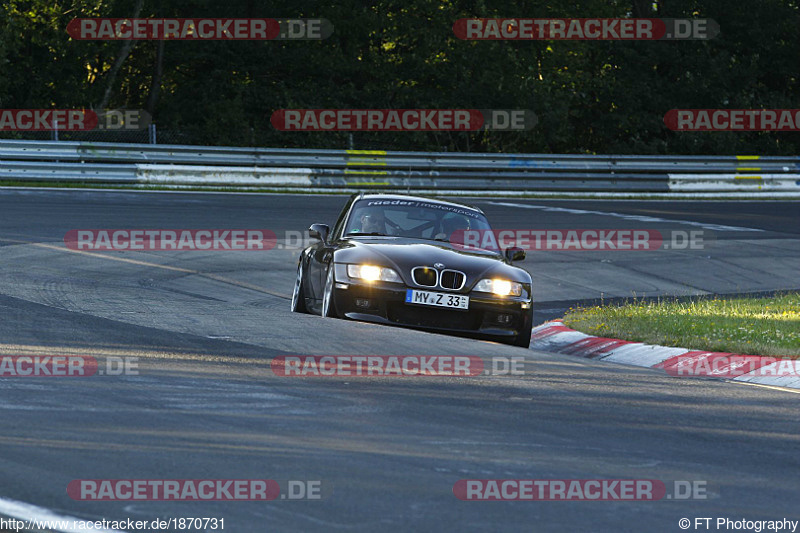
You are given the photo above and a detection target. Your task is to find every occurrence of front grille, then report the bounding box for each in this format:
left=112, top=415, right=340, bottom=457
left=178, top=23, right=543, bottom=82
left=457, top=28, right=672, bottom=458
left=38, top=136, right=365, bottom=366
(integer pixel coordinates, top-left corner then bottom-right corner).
left=440, top=270, right=466, bottom=290
left=412, top=267, right=437, bottom=287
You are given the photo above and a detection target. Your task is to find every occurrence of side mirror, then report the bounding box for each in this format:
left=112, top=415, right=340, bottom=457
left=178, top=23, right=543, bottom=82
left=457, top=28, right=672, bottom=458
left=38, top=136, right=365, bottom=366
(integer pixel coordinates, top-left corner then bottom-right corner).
left=309, top=223, right=330, bottom=243
left=504, top=247, right=526, bottom=262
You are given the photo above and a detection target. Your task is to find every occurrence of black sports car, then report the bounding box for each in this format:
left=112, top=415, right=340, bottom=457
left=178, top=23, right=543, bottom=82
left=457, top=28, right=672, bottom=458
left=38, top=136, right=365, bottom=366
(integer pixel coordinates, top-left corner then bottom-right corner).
left=291, top=193, right=534, bottom=347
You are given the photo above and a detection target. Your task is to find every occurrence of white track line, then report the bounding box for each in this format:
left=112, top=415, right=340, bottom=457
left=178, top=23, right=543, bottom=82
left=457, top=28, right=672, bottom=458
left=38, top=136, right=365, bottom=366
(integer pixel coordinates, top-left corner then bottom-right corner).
left=487, top=201, right=764, bottom=232
left=0, top=497, right=124, bottom=532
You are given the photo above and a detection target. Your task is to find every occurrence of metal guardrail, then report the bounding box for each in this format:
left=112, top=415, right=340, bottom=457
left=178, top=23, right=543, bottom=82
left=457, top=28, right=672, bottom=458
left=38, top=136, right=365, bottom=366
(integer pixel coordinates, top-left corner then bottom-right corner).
left=1, top=139, right=799, bottom=192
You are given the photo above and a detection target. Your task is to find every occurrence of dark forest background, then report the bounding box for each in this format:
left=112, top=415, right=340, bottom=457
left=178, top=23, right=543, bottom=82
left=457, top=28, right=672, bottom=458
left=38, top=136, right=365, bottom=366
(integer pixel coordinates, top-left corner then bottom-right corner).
left=1, top=0, right=798, bottom=153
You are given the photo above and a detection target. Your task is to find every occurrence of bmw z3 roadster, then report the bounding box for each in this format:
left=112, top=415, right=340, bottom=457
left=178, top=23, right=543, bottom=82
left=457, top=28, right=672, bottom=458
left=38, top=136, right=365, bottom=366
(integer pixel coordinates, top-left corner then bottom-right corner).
left=291, top=193, right=533, bottom=347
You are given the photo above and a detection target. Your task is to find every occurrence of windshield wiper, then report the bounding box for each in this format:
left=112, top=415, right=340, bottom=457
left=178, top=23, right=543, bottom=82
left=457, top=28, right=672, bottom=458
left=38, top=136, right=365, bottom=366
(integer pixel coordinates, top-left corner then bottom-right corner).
left=346, top=232, right=387, bottom=237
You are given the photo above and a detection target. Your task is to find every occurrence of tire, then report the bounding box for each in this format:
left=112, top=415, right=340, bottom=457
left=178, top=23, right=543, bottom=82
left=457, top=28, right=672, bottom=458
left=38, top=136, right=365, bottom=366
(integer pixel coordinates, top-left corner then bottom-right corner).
left=511, top=327, right=532, bottom=348
left=290, top=261, right=309, bottom=314
left=322, top=264, right=339, bottom=318
left=510, top=308, right=533, bottom=347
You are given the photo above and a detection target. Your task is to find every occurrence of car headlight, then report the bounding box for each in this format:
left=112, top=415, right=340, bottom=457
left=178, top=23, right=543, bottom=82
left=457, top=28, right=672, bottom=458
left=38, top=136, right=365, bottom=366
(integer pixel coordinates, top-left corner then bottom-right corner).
left=347, top=264, right=402, bottom=283
left=474, top=278, right=523, bottom=296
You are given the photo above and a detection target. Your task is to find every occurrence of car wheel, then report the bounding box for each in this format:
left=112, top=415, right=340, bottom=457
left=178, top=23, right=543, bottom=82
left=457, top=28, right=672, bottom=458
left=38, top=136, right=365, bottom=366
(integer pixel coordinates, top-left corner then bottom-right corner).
left=510, top=308, right=533, bottom=347
left=322, top=264, right=339, bottom=318
left=511, top=328, right=532, bottom=348
left=290, top=261, right=309, bottom=314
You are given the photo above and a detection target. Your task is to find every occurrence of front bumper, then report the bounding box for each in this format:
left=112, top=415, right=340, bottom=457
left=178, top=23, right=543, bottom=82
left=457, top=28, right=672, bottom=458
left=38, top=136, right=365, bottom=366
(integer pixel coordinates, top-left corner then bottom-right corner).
left=331, top=279, right=532, bottom=341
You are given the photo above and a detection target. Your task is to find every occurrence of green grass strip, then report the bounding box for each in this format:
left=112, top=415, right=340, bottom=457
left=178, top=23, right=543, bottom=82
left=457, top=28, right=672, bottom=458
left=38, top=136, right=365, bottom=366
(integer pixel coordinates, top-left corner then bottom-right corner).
left=562, top=293, right=800, bottom=358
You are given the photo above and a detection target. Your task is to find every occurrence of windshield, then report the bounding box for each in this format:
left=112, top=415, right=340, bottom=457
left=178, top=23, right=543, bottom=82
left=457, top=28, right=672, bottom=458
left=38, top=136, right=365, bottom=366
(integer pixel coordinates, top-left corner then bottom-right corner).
left=343, top=199, right=492, bottom=242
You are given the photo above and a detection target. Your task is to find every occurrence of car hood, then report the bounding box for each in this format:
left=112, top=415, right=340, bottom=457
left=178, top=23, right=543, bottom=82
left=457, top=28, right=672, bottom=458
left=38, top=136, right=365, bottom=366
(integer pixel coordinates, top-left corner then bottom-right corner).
left=334, top=237, right=531, bottom=286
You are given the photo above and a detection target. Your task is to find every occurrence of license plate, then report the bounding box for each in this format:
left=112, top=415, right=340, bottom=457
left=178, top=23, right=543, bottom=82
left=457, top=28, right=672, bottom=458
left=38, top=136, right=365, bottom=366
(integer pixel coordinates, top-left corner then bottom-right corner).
left=405, top=289, right=469, bottom=310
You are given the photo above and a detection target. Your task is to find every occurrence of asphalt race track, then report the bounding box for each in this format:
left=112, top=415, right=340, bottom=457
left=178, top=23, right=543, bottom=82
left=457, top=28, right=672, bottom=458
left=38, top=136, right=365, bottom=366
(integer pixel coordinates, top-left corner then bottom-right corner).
left=0, top=189, right=799, bottom=532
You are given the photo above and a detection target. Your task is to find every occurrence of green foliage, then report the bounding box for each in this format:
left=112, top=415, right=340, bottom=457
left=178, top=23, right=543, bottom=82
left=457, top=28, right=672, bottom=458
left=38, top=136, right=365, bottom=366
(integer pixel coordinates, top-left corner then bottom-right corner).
left=1, top=0, right=798, bottom=152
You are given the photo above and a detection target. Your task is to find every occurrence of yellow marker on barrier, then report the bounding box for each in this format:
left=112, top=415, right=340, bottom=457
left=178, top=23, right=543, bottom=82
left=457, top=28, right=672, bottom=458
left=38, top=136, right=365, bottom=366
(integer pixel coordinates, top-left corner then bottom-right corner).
left=344, top=169, right=389, bottom=175
left=735, top=157, right=762, bottom=180
left=346, top=150, right=387, bottom=168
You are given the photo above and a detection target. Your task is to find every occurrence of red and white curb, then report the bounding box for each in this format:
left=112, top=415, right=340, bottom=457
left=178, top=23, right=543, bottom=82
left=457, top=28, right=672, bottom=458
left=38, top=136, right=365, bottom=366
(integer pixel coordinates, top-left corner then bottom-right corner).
left=531, top=321, right=800, bottom=390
